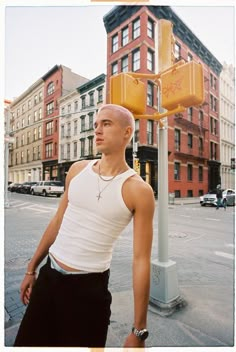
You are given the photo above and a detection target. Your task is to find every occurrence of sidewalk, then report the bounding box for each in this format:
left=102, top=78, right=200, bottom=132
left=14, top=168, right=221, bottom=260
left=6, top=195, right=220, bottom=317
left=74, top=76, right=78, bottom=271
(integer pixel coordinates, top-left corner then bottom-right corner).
left=5, top=283, right=234, bottom=348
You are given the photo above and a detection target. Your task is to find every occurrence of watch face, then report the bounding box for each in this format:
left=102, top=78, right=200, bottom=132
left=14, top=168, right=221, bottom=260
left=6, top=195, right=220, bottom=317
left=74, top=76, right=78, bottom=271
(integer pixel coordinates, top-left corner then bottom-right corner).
left=140, top=330, right=149, bottom=341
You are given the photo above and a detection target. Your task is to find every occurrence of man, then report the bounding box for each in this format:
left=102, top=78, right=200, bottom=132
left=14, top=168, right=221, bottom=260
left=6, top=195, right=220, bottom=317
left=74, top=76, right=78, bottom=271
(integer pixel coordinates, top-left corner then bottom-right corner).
left=216, top=184, right=226, bottom=210
left=14, top=104, right=155, bottom=347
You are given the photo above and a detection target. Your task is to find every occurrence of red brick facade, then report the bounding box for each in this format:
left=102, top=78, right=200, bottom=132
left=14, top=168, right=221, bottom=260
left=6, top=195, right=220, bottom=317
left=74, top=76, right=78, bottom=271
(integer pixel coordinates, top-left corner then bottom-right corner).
left=104, top=5, right=222, bottom=197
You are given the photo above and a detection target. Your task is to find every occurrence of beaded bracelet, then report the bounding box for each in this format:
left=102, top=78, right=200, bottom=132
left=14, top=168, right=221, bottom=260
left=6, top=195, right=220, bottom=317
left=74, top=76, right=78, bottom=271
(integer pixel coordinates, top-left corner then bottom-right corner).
left=25, top=271, right=36, bottom=276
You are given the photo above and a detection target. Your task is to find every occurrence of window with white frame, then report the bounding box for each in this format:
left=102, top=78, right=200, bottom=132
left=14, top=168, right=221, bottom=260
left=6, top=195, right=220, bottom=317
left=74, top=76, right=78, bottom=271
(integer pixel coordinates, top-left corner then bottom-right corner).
left=147, top=18, right=154, bottom=38
left=122, top=26, right=129, bottom=46
left=147, top=49, right=154, bottom=71
left=112, top=34, right=118, bottom=53
left=132, top=49, right=140, bottom=71
left=47, top=82, right=54, bottom=95
left=121, top=56, right=129, bottom=72
left=74, top=120, right=78, bottom=135
left=147, top=82, right=154, bottom=106
left=73, top=141, right=77, bottom=158
left=132, top=18, right=140, bottom=39
left=111, top=62, right=118, bottom=75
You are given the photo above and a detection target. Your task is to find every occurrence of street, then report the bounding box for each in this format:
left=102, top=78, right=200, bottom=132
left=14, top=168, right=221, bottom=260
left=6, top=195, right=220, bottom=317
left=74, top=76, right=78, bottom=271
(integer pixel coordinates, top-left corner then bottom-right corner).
left=4, top=192, right=235, bottom=347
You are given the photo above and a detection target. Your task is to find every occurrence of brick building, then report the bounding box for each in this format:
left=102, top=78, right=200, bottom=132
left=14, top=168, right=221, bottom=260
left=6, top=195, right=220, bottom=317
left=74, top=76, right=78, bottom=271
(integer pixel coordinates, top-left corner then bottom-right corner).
left=41, top=65, right=89, bottom=180
left=103, top=5, right=222, bottom=197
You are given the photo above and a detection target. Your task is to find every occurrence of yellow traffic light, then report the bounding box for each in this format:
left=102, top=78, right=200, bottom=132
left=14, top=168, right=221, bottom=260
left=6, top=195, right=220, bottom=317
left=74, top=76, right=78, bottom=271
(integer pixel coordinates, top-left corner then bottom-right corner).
left=158, top=19, right=175, bottom=70
left=161, top=61, right=204, bottom=110
left=110, top=73, right=146, bottom=114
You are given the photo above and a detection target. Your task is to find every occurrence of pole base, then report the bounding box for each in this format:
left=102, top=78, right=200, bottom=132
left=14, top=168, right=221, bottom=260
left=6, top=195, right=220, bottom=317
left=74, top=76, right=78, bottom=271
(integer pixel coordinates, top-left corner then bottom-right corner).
left=149, top=259, right=185, bottom=315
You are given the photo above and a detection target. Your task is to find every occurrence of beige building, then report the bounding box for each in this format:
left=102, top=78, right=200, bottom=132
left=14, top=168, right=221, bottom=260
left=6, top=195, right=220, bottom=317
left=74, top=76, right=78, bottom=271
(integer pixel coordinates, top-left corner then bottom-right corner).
left=219, top=62, right=235, bottom=189
left=9, top=79, right=44, bottom=183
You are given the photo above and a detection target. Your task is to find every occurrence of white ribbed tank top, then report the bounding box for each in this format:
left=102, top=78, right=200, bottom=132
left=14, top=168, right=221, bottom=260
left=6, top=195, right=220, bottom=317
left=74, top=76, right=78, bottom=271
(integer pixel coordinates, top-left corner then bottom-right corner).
left=49, top=160, right=136, bottom=272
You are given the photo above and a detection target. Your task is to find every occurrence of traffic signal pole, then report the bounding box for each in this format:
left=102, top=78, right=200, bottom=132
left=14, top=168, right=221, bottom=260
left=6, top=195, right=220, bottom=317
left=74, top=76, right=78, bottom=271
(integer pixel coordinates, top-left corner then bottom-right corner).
left=149, top=20, right=183, bottom=314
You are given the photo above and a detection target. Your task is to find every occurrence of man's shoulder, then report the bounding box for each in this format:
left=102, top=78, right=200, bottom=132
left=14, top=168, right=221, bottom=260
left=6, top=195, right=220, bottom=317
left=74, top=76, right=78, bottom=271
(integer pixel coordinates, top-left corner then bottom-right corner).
left=125, top=173, right=155, bottom=202
left=67, top=160, right=92, bottom=180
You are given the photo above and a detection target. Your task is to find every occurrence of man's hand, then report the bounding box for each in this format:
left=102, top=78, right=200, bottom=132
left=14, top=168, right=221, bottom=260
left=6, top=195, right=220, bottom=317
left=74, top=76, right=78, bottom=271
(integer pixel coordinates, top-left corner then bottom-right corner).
left=20, top=275, right=37, bottom=305
left=123, top=333, right=145, bottom=348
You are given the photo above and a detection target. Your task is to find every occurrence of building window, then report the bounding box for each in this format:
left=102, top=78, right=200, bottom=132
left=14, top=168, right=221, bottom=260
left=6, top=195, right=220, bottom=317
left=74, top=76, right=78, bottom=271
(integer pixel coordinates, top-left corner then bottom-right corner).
left=22, top=118, right=25, bottom=127
left=81, top=116, right=86, bottom=132
left=37, top=145, right=41, bottom=159
left=88, top=136, right=94, bottom=155
left=147, top=17, right=154, bottom=38
left=39, top=91, right=42, bottom=101
left=32, top=147, right=36, bottom=161
left=46, top=101, right=54, bottom=115
left=74, top=101, right=79, bottom=112
left=147, top=49, right=154, bottom=71
left=147, top=82, right=154, bottom=106
left=67, top=122, right=71, bottom=137
left=199, top=137, right=203, bottom=155
left=174, top=162, right=181, bottom=180
left=147, top=120, right=153, bottom=145
left=210, top=116, right=217, bottom=135
left=61, top=125, right=65, bottom=138
left=188, top=133, right=193, bottom=148
left=80, top=138, right=85, bottom=157
left=27, top=131, right=30, bottom=144
left=74, top=120, right=78, bottom=135
left=45, top=143, right=53, bottom=158
left=34, top=111, right=37, bottom=122
left=47, top=82, right=54, bottom=95
left=46, top=121, right=53, bottom=136
left=61, top=107, right=65, bottom=116
left=66, top=143, right=70, bottom=159
left=112, top=33, right=118, bottom=53
left=21, top=151, right=24, bottom=164
left=21, top=134, right=25, bottom=146
left=27, top=149, right=30, bottom=163
left=61, top=145, right=64, bottom=160
left=15, top=152, right=18, bottom=165
left=210, top=141, right=217, bottom=160
left=33, top=128, right=37, bottom=141
left=188, top=53, right=193, bottom=61
left=97, top=87, right=103, bottom=103
left=199, top=165, right=203, bottom=182
left=73, top=141, right=77, bottom=158
left=135, top=119, right=139, bottom=142
left=175, top=129, right=181, bottom=151
left=210, top=74, right=217, bottom=90
left=121, top=56, right=129, bottom=72
left=210, top=94, right=217, bottom=112
left=132, top=49, right=140, bottom=71
left=28, top=100, right=31, bottom=109
left=175, top=43, right=181, bottom=60
left=38, top=125, right=42, bottom=139
left=187, top=107, right=193, bottom=122
left=22, top=104, right=25, bottom=113
left=38, top=108, right=42, bottom=120
left=34, top=95, right=37, bottom=105
left=122, top=26, right=129, bottom=46
left=89, top=92, right=95, bottom=106
left=111, top=62, right=118, bottom=75
left=175, top=190, right=181, bottom=198
left=187, top=164, right=193, bottom=181
left=81, top=96, right=86, bottom=109
left=199, top=110, right=204, bottom=126
left=132, top=18, right=140, bottom=39
left=187, top=190, right=193, bottom=197
left=88, top=113, right=94, bottom=130
left=67, top=104, right=71, bottom=114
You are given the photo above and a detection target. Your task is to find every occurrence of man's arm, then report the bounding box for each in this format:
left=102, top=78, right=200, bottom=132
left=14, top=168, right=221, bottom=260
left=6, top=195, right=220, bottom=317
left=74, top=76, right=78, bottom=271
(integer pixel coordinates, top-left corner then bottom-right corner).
left=20, top=161, right=87, bottom=305
left=124, top=180, right=155, bottom=347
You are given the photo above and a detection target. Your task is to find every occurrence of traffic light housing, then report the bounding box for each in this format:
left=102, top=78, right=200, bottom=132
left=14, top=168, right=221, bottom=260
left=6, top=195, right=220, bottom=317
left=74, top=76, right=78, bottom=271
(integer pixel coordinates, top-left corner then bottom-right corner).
left=158, top=19, right=175, bottom=70
left=161, top=61, right=204, bottom=110
left=110, top=73, right=146, bottom=114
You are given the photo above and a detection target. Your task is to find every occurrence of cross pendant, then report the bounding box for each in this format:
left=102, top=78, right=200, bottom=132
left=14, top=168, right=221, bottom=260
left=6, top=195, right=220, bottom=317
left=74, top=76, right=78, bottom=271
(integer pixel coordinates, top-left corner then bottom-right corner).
left=96, top=193, right=102, bottom=201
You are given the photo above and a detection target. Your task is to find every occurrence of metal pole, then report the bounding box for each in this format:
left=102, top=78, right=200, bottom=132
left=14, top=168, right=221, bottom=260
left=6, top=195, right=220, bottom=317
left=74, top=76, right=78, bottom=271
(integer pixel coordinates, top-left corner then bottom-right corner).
left=4, top=107, right=10, bottom=208
left=150, top=19, right=182, bottom=314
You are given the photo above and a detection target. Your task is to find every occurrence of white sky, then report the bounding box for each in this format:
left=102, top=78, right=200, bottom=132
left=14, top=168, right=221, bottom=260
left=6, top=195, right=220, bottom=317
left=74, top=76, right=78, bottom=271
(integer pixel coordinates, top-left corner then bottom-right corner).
left=2, top=2, right=236, bottom=100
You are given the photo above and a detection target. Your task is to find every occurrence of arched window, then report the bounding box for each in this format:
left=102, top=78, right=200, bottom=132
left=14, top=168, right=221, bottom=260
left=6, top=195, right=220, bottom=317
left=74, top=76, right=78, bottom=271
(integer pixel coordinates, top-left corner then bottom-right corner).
left=47, top=81, right=54, bottom=95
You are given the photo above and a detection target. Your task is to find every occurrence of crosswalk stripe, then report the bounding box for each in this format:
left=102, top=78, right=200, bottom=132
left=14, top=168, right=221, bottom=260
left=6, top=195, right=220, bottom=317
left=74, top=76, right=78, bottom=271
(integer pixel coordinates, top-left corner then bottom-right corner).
left=214, top=251, right=234, bottom=260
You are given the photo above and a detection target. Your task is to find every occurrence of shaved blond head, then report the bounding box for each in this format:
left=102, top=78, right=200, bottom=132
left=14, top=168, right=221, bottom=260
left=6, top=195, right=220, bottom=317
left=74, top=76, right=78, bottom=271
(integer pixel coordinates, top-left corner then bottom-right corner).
left=97, top=104, right=135, bottom=140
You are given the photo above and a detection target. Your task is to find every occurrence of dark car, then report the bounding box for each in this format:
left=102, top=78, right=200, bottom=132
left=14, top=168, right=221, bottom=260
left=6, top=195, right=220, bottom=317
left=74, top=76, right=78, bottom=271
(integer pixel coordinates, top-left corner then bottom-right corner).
left=18, top=181, right=38, bottom=194
left=8, top=182, right=22, bottom=192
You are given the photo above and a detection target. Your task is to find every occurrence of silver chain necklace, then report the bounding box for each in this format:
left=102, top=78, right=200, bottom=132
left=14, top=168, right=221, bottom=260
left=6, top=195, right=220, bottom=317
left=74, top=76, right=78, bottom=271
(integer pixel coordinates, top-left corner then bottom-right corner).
left=96, top=164, right=120, bottom=201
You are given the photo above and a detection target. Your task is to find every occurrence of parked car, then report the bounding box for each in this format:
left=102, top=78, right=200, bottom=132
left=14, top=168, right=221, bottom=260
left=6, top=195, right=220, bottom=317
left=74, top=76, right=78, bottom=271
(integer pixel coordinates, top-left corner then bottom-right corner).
left=8, top=182, right=22, bottom=192
left=31, top=180, right=64, bottom=197
left=17, top=181, right=38, bottom=194
left=200, top=188, right=235, bottom=207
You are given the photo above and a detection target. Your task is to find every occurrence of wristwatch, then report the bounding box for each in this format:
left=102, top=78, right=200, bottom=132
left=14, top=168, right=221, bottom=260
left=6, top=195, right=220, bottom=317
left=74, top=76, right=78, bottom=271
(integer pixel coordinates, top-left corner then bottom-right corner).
left=132, top=326, right=149, bottom=341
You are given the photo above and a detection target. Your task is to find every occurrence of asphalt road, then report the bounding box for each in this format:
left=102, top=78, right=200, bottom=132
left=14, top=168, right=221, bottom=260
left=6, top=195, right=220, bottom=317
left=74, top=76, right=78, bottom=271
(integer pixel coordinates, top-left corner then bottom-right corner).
left=4, top=191, right=235, bottom=347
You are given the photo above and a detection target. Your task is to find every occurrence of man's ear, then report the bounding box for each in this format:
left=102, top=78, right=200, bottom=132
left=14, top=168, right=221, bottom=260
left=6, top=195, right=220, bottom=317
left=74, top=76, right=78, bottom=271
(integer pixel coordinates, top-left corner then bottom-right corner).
left=124, top=126, right=132, bottom=140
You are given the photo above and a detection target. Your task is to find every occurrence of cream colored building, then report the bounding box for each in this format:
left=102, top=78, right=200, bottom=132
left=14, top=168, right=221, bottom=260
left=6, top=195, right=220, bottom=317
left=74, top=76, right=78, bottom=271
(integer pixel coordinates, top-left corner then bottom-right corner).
left=57, top=74, right=106, bottom=183
left=9, top=79, right=44, bottom=183
left=219, top=62, right=235, bottom=189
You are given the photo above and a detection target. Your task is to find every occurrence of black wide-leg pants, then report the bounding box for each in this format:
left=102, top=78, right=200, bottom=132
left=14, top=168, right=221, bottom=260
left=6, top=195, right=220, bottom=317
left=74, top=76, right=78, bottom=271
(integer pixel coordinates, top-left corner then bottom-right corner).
left=14, top=257, right=112, bottom=347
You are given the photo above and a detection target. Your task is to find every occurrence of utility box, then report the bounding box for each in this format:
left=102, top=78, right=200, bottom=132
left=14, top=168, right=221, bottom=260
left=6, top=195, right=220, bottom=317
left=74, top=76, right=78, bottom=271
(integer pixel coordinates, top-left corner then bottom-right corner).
left=161, top=61, right=204, bottom=110
left=110, top=73, right=146, bottom=114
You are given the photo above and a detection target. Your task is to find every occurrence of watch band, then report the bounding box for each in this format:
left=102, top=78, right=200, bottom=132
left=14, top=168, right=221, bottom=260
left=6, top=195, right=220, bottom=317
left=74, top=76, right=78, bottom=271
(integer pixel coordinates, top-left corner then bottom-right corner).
left=132, top=327, right=149, bottom=341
